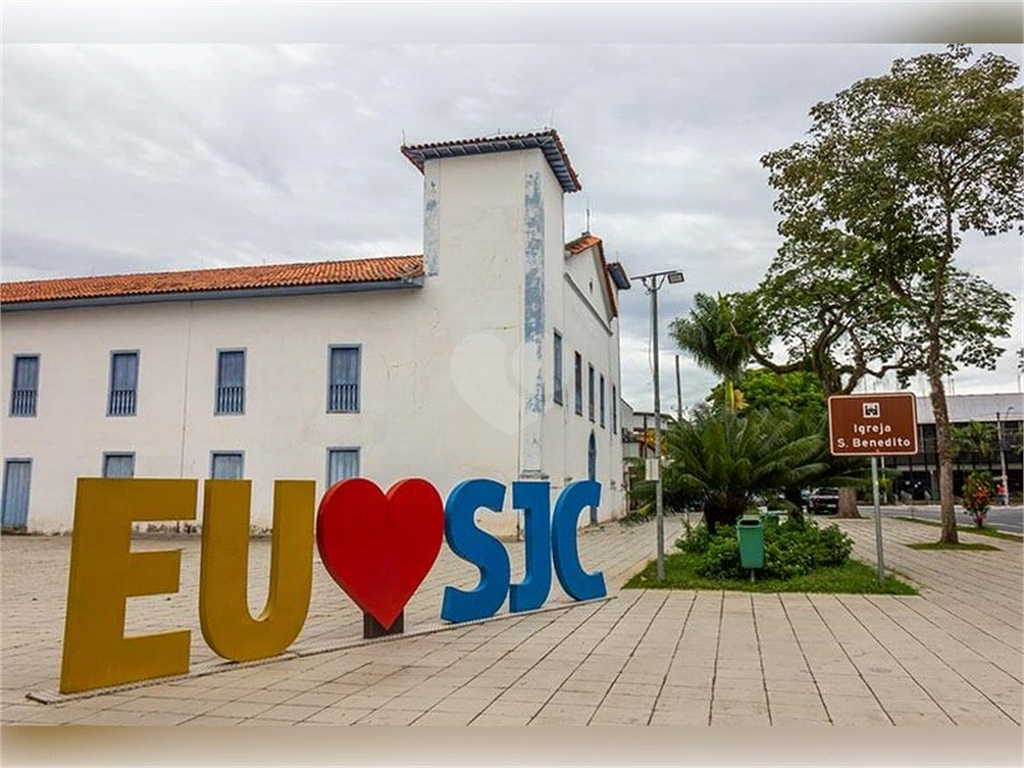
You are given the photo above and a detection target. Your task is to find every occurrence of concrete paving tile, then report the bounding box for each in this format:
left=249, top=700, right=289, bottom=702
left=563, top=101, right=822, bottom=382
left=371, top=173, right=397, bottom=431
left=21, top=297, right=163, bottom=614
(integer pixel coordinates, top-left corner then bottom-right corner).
left=304, top=707, right=374, bottom=725
left=284, top=690, right=349, bottom=708
left=233, top=688, right=298, bottom=705
left=255, top=703, right=324, bottom=722
left=765, top=691, right=825, bottom=710
left=355, top=708, right=421, bottom=725
left=235, top=718, right=295, bottom=727
left=589, top=706, right=650, bottom=725
left=650, top=709, right=710, bottom=725
left=134, top=711, right=197, bottom=726
left=181, top=714, right=247, bottom=726
left=530, top=703, right=596, bottom=725
left=710, top=712, right=771, bottom=726
left=469, top=714, right=533, bottom=726
left=63, top=709, right=150, bottom=725
left=601, top=693, right=656, bottom=711
left=482, top=698, right=546, bottom=717
left=827, top=708, right=893, bottom=726
left=768, top=703, right=829, bottom=721
left=409, top=710, right=478, bottom=725
left=946, top=709, right=1019, bottom=726
left=548, top=689, right=603, bottom=707
left=608, top=680, right=661, bottom=698
left=429, top=697, right=492, bottom=715
left=203, top=700, right=277, bottom=719
left=711, top=699, right=769, bottom=717
left=887, top=709, right=955, bottom=725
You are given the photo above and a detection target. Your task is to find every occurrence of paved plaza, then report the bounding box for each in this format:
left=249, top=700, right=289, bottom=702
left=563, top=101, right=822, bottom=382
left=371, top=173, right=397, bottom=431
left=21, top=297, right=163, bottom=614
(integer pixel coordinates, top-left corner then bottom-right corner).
left=1, top=513, right=1021, bottom=728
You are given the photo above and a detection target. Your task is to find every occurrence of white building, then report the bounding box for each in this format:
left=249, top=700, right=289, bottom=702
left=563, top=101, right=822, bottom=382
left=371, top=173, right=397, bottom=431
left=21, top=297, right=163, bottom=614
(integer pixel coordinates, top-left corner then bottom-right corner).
left=1, top=131, right=628, bottom=536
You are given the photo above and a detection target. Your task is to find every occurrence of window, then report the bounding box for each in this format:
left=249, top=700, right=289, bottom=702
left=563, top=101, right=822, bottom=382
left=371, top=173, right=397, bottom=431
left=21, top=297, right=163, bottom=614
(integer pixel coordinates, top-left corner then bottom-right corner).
left=103, top=453, right=135, bottom=478
left=588, top=364, right=595, bottom=422
left=327, top=448, right=360, bottom=487
left=600, top=374, right=606, bottom=428
left=108, top=352, right=138, bottom=416
left=211, top=452, right=244, bottom=479
left=10, top=356, right=39, bottom=417
left=216, top=350, right=245, bottom=414
left=574, top=353, right=583, bottom=415
left=612, top=385, right=618, bottom=434
left=553, top=332, right=563, bottom=406
left=1, top=459, right=31, bottom=529
left=328, top=346, right=360, bottom=413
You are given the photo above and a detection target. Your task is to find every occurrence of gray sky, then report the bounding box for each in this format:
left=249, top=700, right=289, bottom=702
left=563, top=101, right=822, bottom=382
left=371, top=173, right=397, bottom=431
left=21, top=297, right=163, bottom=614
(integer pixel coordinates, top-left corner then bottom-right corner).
left=3, top=4, right=1022, bottom=410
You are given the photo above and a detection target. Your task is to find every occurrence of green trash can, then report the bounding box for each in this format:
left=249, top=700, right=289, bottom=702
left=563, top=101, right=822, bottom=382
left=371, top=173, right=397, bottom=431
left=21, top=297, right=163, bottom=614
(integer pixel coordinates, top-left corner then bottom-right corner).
left=737, top=518, right=764, bottom=570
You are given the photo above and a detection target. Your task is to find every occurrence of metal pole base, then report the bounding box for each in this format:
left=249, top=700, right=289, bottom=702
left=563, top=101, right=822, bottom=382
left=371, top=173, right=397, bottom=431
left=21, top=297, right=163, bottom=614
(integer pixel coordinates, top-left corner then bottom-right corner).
left=363, top=610, right=404, bottom=639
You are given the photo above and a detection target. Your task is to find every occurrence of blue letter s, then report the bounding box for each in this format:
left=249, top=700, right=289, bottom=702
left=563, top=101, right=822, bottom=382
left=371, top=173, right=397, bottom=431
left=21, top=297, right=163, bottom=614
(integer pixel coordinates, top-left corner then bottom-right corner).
left=440, top=479, right=510, bottom=623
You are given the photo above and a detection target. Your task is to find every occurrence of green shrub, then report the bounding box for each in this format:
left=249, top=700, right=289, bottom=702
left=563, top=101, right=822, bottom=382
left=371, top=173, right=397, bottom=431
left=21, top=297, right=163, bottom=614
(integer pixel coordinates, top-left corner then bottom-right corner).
left=679, top=517, right=854, bottom=581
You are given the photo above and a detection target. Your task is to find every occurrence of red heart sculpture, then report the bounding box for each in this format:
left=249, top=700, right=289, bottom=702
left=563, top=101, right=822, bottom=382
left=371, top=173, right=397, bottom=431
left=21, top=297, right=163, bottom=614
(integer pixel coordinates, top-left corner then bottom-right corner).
left=316, top=477, right=444, bottom=630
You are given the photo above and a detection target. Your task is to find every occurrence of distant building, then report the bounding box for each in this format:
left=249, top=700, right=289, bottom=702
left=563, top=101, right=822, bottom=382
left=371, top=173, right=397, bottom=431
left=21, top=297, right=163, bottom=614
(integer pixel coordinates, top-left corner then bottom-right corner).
left=1, top=130, right=629, bottom=534
left=876, top=393, right=1022, bottom=499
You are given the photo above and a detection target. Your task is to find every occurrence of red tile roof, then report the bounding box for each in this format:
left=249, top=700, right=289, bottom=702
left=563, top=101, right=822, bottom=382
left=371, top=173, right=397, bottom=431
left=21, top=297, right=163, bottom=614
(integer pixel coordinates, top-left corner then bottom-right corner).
left=564, top=234, right=619, bottom=318
left=565, top=234, right=602, bottom=255
left=401, top=130, right=582, bottom=193
left=0, top=255, right=425, bottom=306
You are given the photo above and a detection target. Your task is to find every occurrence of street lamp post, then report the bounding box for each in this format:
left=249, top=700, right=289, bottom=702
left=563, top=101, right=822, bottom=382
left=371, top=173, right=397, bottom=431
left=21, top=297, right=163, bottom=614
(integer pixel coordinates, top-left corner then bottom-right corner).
left=630, top=269, right=684, bottom=582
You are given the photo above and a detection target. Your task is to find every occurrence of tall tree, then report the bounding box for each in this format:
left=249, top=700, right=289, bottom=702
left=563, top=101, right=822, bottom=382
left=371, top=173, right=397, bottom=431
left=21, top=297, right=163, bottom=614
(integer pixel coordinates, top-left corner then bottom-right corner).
left=708, top=368, right=827, bottom=419
left=761, top=45, right=1022, bottom=544
left=733, top=232, right=916, bottom=396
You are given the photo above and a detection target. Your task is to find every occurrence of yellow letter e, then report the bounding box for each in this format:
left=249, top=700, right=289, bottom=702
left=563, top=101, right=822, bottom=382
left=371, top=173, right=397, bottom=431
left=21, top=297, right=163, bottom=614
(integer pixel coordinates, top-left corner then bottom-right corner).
left=59, top=478, right=197, bottom=694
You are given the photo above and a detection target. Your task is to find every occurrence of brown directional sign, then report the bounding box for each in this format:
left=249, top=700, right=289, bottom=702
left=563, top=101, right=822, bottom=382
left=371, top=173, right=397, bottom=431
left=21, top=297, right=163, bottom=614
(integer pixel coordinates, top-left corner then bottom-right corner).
left=827, top=392, right=918, bottom=456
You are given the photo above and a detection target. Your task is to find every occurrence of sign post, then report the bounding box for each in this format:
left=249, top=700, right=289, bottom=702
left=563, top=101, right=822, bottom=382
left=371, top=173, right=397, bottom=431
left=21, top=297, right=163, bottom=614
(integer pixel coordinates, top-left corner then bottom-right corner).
left=827, top=393, right=919, bottom=586
left=870, top=456, right=883, bottom=584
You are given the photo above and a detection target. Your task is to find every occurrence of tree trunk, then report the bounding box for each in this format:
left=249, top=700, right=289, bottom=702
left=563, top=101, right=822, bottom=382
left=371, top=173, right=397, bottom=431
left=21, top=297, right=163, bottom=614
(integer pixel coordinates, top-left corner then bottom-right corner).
left=703, top=493, right=746, bottom=534
left=835, top=487, right=861, bottom=518
left=930, top=224, right=958, bottom=544
left=929, top=370, right=958, bottom=543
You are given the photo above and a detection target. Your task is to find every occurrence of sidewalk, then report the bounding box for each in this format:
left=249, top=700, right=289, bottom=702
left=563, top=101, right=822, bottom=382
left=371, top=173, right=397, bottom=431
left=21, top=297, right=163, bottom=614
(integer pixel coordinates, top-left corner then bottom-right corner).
left=1, top=513, right=1021, bottom=726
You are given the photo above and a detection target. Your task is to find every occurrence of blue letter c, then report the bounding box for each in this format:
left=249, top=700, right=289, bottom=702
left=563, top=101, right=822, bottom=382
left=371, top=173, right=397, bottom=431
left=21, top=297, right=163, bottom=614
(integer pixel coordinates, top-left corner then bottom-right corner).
left=551, top=481, right=606, bottom=601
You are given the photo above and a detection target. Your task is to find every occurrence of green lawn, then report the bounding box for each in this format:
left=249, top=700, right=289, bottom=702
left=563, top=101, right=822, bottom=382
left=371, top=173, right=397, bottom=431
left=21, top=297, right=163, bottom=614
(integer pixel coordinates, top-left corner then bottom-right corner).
left=623, top=550, right=917, bottom=595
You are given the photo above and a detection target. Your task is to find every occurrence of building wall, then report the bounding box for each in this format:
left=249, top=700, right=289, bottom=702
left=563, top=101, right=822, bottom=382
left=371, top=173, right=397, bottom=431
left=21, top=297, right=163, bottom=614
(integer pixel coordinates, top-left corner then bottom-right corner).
left=1, top=144, right=627, bottom=534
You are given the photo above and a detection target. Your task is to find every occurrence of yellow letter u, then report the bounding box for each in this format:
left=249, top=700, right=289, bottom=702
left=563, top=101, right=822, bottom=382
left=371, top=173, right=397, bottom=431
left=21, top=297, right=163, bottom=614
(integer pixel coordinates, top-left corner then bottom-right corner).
left=199, top=479, right=314, bottom=662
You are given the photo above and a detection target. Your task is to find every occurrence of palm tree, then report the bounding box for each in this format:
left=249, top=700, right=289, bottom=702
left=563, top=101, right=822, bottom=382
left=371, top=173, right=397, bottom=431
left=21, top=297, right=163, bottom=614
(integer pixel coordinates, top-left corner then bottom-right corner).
left=671, top=293, right=751, bottom=412
left=951, top=422, right=997, bottom=470
left=662, top=407, right=829, bottom=533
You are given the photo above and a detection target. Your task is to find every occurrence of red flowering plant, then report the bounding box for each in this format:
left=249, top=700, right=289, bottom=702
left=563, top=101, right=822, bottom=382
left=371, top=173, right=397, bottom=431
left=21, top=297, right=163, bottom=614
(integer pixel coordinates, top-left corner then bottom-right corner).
left=962, top=472, right=996, bottom=529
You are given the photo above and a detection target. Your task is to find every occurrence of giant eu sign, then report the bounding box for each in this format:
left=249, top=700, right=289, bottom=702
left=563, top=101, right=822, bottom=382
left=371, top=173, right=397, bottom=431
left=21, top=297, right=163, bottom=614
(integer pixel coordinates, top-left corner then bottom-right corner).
left=59, top=477, right=606, bottom=694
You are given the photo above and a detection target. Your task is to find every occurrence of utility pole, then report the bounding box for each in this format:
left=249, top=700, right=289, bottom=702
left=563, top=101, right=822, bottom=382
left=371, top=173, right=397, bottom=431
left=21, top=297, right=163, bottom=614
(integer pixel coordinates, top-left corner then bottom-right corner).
left=675, top=354, right=683, bottom=422
left=631, top=269, right=684, bottom=582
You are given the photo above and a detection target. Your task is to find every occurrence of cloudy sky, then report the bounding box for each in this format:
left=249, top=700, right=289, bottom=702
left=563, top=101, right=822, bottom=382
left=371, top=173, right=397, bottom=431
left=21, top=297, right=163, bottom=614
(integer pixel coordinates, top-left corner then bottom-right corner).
left=3, top=3, right=1022, bottom=412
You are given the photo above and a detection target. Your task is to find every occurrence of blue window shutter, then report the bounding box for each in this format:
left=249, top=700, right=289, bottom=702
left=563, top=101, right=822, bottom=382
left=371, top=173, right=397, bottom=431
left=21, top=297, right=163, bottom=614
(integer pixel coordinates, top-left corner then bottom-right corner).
left=103, top=454, right=135, bottom=478
left=211, top=453, right=243, bottom=479
left=109, top=352, right=138, bottom=416
left=1, top=460, right=31, bottom=528
left=216, top=351, right=245, bottom=414
left=11, top=356, right=39, bottom=416
left=329, top=347, right=360, bottom=412
left=328, top=449, right=360, bottom=486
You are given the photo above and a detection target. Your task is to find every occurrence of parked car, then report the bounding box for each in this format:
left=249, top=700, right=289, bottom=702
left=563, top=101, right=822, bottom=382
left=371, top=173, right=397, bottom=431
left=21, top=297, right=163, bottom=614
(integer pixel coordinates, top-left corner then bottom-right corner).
left=808, top=487, right=840, bottom=514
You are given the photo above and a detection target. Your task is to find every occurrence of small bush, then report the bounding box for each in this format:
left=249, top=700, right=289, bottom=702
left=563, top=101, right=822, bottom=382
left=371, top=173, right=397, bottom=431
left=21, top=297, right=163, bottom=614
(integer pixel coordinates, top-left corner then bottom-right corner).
left=679, top=517, right=854, bottom=581
left=698, top=535, right=743, bottom=579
